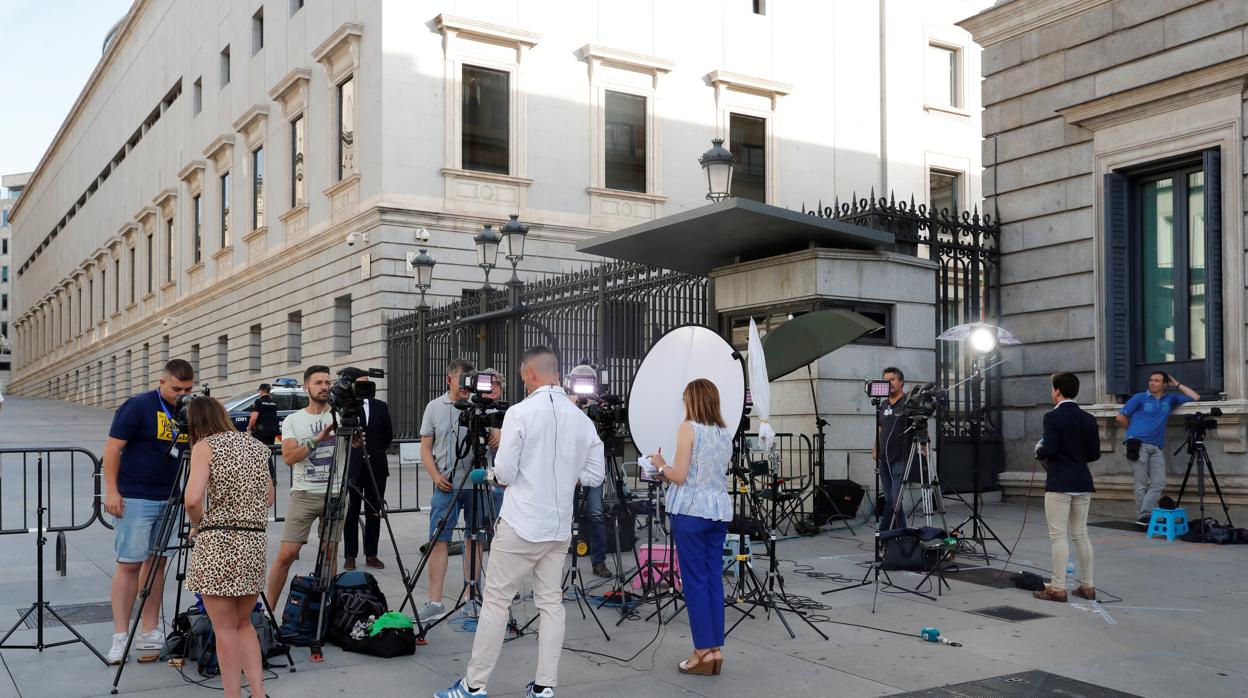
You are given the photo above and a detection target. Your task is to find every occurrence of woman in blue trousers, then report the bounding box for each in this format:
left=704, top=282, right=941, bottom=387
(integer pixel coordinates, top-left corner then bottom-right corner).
left=648, top=378, right=733, bottom=676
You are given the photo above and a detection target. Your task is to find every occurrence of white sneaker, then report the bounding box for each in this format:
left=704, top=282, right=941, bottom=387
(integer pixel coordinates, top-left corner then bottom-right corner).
left=136, top=627, right=165, bottom=651
left=418, top=601, right=447, bottom=622
left=107, top=632, right=128, bottom=664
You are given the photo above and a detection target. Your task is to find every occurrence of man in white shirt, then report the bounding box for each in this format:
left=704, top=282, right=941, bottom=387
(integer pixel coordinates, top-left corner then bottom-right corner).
left=436, top=346, right=605, bottom=698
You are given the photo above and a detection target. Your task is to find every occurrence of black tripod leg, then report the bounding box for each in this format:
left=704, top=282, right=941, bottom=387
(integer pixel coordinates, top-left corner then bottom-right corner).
left=1175, top=448, right=1195, bottom=505
left=0, top=606, right=38, bottom=647
left=43, top=604, right=110, bottom=664
left=1200, top=450, right=1234, bottom=527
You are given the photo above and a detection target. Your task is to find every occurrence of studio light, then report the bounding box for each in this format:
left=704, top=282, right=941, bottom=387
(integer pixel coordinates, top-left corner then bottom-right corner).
left=969, top=326, right=998, bottom=354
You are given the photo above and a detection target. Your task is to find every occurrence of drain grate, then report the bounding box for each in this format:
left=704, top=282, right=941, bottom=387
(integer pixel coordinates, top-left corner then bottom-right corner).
left=16, top=601, right=114, bottom=629
left=890, top=670, right=1143, bottom=697
left=967, top=605, right=1052, bottom=622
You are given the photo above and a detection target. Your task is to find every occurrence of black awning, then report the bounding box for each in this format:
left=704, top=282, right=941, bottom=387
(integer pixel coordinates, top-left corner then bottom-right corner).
left=577, top=197, right=894, bottom=275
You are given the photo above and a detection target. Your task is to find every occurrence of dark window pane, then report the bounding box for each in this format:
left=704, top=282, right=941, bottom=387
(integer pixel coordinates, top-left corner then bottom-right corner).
left=338, top=78, right=356, bottom=179
left=1187, top=171, right=1206, bottom=360
left=1140, top=178, right=1176, bottom=363
left=221, top=173, right=231, bottom=248
left=605, top=91, right=646, bottom=192
left=462, top=65, right=509, bottom=174
left=729, top=113, right=766, bottom=202
left=253, top=147, right=265, bottom=229
left=930, top=170, right=959, bottom=214
left=291, top=116, right=305, bottom=207
left=193, top=195, right=202, bottom=263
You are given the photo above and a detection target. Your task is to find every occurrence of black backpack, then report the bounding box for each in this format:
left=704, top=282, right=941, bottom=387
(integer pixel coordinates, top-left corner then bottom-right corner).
left=325, top=570, right=388, bottom=647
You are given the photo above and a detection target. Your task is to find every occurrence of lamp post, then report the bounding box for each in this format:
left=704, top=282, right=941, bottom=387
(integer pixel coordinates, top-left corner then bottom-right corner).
left=699, top=138, right=735, bottom=202
left=410, top=248, right=436, bottom=309
left=406, top=246, right=436, bottom=412
left=474, top=223, right=502, bottom=291
left=500, top=214, right=528, bottom=401
left=500, top=213, right=528, bottom=288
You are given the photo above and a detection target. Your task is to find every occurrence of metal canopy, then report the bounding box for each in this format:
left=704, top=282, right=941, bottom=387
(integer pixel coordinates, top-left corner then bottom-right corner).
left=577, top=197, right=895, bottom=275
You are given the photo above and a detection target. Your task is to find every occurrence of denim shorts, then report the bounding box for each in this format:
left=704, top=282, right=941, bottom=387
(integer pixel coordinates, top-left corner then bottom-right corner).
left=428, top=485, right=501, bottom=543
left=114, top=497, right=178, bottom=563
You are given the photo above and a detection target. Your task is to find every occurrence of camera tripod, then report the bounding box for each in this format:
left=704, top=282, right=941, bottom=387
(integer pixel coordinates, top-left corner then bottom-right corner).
left=824, top=424, right=938, bottom=613
left=1174, top=422, right=1234, bottom=536
left=589, top=442, right=644, bottom=621
left=615, top=479, right=684, bottom=627
left=400, top=397, right=502, bottom=640
left=110, top=434, right=292, bottom=693
left=724, top=450, right=828, bottom=640
left=0, top=451, right=107, bottom=664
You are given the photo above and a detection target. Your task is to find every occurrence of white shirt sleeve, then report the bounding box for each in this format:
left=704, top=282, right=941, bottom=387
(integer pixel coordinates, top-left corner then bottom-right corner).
left=580, top=420, right=606, bottom=488
left=493, top=408, right=524, bottom=485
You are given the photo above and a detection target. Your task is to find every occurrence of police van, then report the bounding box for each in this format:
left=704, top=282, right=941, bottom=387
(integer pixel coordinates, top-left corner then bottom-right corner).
left=224, top=378, right=309, bottom=441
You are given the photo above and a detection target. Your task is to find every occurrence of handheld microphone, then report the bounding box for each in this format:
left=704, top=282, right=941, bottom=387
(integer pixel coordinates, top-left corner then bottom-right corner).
left=469, top=468, right=489, bottom=484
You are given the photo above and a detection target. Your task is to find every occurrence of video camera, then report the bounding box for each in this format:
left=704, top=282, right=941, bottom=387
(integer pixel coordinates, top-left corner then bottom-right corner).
left=328, top=366, right=384, bottom=422
left=174, top=383, right=213, bottom=429
left=457, top=370, right=499, bottom=397
left=1184, top=406, right=1221, bottom=436
left=899, top=382, right=946, bottom=421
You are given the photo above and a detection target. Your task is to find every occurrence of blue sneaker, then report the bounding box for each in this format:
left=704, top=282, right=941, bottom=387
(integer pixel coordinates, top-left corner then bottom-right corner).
left=526, top=683, right=554, bottom=698
left=435, top=679, right=487, bottom=698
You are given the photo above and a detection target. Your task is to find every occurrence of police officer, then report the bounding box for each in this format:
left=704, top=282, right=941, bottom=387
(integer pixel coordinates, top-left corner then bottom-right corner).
left=248, top=383, right=280, bottom=444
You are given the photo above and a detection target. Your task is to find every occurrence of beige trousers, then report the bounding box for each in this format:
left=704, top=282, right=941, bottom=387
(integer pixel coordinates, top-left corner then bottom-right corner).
left=465, top=519, right=568, bottom=689
left=1044, top=492, right=1093, bottom=589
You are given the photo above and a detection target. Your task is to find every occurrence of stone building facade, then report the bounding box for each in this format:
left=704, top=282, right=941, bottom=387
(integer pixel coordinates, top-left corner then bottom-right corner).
left=962, top=0, right=1248, bottom=512
left=8, top=0, right=987, bottom=419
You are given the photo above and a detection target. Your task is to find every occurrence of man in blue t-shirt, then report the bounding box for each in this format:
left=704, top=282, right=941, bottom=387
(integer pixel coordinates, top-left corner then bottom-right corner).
left=102, top=359, right=195, bottom=664
left=1116, top=370, right=1198, bottom=526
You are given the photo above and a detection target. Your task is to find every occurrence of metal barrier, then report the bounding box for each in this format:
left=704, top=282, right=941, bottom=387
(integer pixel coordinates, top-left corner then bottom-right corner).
left=267, top=442, right=423, bottom=519
left=0, top=448, right=104, bottom=535
left=388, top=438, right=424, bottom=514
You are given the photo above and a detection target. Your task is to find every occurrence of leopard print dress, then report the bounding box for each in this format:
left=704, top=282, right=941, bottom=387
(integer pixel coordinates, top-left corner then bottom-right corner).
left=184, top=431, right=271, bottom=597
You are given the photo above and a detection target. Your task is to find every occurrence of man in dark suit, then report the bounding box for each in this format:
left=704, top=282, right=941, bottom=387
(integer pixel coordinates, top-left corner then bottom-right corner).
left=344, top=378, right=394, bottom=570
left=1033, top=372, right=1100, bottom=603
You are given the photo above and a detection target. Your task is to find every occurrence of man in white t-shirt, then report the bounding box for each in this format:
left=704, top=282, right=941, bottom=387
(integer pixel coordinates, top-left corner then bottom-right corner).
left=265, top=364, right=358, bottom=609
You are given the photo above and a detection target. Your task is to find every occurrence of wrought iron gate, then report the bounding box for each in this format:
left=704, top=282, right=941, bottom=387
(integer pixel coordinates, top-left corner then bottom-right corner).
left=803, top=193, right=1003, bottom=491
left=386, top=262, right=709, bottom=439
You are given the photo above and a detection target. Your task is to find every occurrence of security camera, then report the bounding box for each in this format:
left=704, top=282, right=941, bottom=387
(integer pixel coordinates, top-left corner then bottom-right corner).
left=161, top=316, right=178, bottom=327
left=346, top=231, right=368, bottom=247
left=415, top=227, right=431, bottom=243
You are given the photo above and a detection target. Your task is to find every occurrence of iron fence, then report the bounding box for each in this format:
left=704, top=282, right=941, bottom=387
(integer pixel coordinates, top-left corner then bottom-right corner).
left=387, top=261, right=709, bottom=438
left=803, top=193, right=1003, bottom=490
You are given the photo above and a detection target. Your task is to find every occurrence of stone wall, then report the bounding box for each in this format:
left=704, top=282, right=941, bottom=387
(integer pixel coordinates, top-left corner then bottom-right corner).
left=961, top=0, right=1248, bottom=512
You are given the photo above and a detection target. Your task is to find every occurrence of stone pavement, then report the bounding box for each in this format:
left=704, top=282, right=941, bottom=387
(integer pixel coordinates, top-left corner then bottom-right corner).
left=0, top=395, right=1246, bottom=697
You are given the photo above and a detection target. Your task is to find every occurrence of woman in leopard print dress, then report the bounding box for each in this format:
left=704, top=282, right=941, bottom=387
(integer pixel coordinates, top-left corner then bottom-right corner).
left=184, top=397, right=274, bottom=698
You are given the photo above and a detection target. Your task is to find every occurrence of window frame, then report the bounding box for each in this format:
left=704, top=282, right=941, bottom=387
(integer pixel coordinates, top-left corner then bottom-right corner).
left=290, top=115, right=305, bottom=207
left=252, top=146, right=265, bottom=230
left=728, top=112, right=768, bottom=202
left=336, top=75, right=356, bottom=181
left=192, top=194, right=203, bottom=264
left=602, top=89, right=649, bottom=194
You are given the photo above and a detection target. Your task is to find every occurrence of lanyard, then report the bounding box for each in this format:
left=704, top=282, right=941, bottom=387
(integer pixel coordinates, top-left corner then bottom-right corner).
left=157, top=390, right=180, bottom=451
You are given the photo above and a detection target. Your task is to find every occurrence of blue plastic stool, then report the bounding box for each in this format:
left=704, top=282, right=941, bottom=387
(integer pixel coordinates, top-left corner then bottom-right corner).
left=1146, top=507, right=1189, bottom=541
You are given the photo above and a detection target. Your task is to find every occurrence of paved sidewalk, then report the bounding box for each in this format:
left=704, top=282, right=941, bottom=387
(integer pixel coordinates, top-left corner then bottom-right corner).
left=0, top=396, right=1246, bottom=697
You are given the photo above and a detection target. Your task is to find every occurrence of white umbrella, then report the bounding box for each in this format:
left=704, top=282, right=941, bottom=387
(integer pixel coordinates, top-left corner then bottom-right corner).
left=936, top=322, right=1019, bottom=353
left=747, top=318, right=775, bottom=452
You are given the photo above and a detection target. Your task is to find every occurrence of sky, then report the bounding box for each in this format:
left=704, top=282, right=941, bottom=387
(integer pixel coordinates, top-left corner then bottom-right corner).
left=0, top=0, right=134, bottom=182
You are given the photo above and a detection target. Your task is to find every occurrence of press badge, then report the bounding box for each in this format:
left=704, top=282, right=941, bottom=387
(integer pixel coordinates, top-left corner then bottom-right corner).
left=883, top=408, right=893, bottom=416
left=169, top=445, right=180, bottom=459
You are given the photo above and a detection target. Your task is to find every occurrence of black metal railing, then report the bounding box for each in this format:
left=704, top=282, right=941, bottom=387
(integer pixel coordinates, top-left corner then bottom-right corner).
left=803, top=193, right=1003, bottom=489
left=387, top=261, right=709, bottom=438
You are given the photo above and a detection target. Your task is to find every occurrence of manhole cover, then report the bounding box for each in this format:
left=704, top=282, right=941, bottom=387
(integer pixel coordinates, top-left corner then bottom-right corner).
left=890, top=670, right=1143, bottom=696
left=16, top=601, right=113, bottom=629
left=967, top=605, right=1052, bottom=622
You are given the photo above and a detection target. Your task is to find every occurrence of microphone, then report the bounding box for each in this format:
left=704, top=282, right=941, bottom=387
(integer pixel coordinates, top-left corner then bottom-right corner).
left=469, top=468, right=488, bottom=484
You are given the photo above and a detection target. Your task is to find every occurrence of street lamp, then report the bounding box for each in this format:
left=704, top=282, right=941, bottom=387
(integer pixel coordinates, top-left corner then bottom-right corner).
left=699, top=137, right=735, bottom=202
left=408, top=248, right=436, bottom=308
left=474, top=223, right=501, bottom=290
left=500, top=213, right=528, bottom=286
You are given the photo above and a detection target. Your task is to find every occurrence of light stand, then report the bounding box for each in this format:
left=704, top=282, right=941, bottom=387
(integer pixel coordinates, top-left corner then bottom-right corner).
left=950, top=352, right=1011, bottom=563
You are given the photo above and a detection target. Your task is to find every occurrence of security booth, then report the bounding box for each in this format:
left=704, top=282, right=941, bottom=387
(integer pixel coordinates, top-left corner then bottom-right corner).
left=578, top=197, right=940, bottom=497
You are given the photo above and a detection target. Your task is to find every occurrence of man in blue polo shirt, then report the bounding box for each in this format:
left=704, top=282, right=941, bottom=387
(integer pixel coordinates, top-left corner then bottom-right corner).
left=102, top=359, right=195, bottom=663
left=1116, top=371, right=1198, bottom=526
